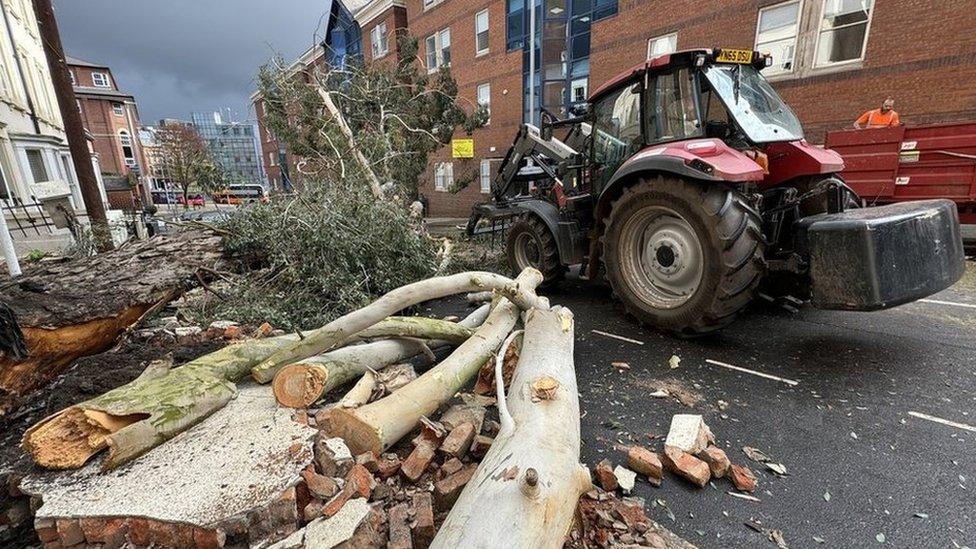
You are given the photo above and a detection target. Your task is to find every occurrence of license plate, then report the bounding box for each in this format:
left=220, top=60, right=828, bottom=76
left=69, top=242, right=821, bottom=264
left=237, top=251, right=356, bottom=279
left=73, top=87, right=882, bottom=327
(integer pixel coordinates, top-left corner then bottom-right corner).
left=716, top=49, right=754, bottom=64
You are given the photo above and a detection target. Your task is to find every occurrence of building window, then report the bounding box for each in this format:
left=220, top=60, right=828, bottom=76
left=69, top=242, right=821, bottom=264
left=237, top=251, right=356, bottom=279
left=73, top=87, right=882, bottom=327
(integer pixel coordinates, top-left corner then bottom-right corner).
left=91, top=72, right=110, bottom=88
left=112, top=102, right=124, bottom=116
left=646, top=33, right=677, bottom=59
left=755, top=1, right=801, bottom=75
left=423, top=0, right=445, bottom=10
left=370, top=22, right=389, bottom=59
left=425, top=29, right=451, bottom=71
left=477, top=83, right=491, bottom=122
left=119, top=130, right=136, bottom=167
left=434, top=162, right=453, bottom=191
left=25, top=149, right=48, bottom=183
left=570, top=77, right=588, bottom=105
left=506, top=0, right=525, bottom=51
left=475, top=9, right=490, bottom=55
left=480, top=159, right=493, bottom=193
left=68, top=70, right=75, bottom=86
left=815, top=0, right=873, bottom=66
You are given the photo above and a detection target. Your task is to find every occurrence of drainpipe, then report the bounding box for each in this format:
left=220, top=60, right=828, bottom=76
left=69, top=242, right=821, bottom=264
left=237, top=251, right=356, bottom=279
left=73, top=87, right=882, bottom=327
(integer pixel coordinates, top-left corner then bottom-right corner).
left=528, top=0, right=536, bottom=125
left=0, top=2, right=40, bottom=135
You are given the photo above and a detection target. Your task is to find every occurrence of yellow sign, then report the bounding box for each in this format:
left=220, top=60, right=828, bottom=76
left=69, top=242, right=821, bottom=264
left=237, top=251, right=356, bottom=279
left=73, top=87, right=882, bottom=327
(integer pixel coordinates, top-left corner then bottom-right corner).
left=715, top=48, right=754, bottom=64
left=452, top=139, right=474, bottom=158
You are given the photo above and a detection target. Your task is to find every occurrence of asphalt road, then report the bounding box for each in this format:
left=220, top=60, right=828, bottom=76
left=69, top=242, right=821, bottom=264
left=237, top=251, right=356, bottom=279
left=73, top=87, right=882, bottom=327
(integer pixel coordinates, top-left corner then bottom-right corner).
left=429, top=260, right=976, bottom=549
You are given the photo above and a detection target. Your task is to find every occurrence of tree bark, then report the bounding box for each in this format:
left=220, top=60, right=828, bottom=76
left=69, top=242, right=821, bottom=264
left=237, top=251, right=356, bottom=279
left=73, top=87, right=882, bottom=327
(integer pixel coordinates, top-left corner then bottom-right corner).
left=250, top=269, right=545, bottom=384
left=431, top=307, right=592, bottom=548
left=317, top=89, right=384, bottom=200
left=328, top=270, right=542, bottom=456
left=22, top=332, right=300, bottom=471
left=0, top=229, right=225, bottom=416
left=272, top=306, right=489, bottom=409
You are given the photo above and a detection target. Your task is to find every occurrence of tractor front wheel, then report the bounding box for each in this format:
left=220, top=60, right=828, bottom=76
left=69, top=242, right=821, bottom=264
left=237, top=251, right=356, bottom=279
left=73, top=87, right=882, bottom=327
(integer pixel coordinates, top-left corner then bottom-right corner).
left=506, top=215, right=565, bottom=285
left=603, top=177, right=765, bottom=336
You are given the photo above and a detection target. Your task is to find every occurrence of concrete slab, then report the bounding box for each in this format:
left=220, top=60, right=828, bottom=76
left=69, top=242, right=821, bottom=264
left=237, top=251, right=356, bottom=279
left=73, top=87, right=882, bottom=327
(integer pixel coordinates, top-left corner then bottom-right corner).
left=21, top=384, right=315, bottom=529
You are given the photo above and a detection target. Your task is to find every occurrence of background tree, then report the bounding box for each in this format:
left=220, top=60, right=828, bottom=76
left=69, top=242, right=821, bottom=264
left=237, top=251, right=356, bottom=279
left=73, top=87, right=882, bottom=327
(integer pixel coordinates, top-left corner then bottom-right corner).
left=257, top=35, right=487, bottom=202
left=155, top=124, right=223, bottom=206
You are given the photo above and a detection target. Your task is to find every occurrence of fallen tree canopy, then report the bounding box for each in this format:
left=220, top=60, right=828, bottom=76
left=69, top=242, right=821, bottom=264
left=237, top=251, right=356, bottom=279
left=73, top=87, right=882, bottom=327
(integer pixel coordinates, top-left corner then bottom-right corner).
left=0, top=230, right=225, bottom=416
left=22, top=270, right=542, bottom=472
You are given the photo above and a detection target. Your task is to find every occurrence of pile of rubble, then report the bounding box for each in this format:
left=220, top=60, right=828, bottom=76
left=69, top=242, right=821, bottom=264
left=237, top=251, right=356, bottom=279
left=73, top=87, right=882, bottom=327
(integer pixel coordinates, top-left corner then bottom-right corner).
left=272, top=396, right=497, bottom=548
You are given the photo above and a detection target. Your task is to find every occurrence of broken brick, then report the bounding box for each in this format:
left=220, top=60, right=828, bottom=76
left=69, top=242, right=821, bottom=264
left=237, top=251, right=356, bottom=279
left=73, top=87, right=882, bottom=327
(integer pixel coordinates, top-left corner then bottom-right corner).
left=697, top=445, right=731, bottom=479
left=433, top=465, right=477, bottom=510
left=626, top=446, right=663, bottom=486
left=387, top=503, right=413, bottom=549
left=345, top=463, right=376, bottom=499
left=662, top=447, right=710, bottom=488
left=303, top=500, right=324, bottom=522
left=314, top=434, right=354, bottom=477
left=729, top=464, right=757, bottom=493
left=664, top=414, right=715, bottom=455
left=302, top=468, right=339, bottom=500
left=55, top=519, right=84, bottom=547
left=411, top=492, right=436, bottom=549
left=441, top=457, right=464, bottom=477
left=356, top=451, right=379, bottom=473
left=594, top=459, right=618, bottom=491
left=376, top=454, right=402, bottom=479
left=223, top=325, right=242, bottom=340
left=470, top=434, right=493, bottom=459
left=613, top=498, right=648, bottom=529
left=439, top=423, right=476, bottom=459
left=439, top=403, right=486, bottom=434
left=254, top=322, right=274, bottom=338
left=401, top=441, right=437, bottom=483
left=79, top=517, right=125, bottom=544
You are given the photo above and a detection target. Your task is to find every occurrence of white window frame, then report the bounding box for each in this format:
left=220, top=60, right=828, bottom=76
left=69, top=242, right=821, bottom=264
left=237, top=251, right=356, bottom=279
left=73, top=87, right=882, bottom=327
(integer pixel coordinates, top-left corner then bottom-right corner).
left=423, top=0, right=445, bottom=11
left=112, top=102, right=124, bottom=116
left=119, top=130, right=136, bottom=167
left=646, top=33, right=677, bottom=60
left=91, top=71, right=110, bottom=88
left=426, top=28, right=451, bottom=72
left=371, top=22, right=389, bottom=59
left=434, top=161, right=453, bottom=191
left=475, top=9, right=490, bottom=56
left=477, top=82, right=491, bottom=123
left=812, top=0, right=875, bottom=69
left=479, top=159, right=494, bottom=194
left=570, top=77, right=588, bottom=104
left=754, top=0, right=802, bottom=76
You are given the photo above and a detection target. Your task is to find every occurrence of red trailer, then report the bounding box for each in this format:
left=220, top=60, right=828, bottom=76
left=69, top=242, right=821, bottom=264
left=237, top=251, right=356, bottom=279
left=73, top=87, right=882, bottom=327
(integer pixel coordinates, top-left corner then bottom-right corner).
left=826, top=123, right=976, bottom=223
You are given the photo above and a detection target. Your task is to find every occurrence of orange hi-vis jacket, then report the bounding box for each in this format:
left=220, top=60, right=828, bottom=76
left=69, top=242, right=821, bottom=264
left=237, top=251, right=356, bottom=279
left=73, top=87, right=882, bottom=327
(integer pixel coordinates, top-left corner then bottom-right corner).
left=856, top=108, right=900, bottom=128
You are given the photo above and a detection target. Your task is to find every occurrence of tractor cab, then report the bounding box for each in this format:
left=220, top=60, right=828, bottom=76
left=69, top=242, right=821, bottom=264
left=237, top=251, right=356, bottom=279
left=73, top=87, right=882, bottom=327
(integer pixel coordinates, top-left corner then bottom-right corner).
left=588, top=48, right=806, bottom=193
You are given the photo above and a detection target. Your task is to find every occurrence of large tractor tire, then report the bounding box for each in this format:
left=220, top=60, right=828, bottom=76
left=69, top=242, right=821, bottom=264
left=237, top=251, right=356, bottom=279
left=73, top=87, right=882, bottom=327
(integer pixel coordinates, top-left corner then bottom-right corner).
left=506, top=215, right=566, bottom=285
left=603, top=176, right=765, bottom=336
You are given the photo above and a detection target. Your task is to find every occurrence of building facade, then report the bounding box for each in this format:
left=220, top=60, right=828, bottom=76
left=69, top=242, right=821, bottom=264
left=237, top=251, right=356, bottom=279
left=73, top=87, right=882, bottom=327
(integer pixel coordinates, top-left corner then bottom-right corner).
left=190, top=111, right=264, bottom=186
left=256, top=0, right=976, bottom=216
left=0, top=0, right=88, bottom=209
left=68, top=56, right=146, bottom=180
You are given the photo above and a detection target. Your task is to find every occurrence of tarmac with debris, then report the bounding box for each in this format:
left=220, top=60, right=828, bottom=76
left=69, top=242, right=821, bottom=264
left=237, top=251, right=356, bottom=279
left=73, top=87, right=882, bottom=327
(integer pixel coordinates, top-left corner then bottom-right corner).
left=546, top=260, right=976, bottom=548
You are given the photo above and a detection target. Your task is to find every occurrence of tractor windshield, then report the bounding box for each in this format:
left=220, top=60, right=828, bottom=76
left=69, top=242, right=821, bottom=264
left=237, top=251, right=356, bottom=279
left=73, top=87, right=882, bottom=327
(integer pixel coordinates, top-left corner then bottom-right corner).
left=702, top=64, right=803, bottom=143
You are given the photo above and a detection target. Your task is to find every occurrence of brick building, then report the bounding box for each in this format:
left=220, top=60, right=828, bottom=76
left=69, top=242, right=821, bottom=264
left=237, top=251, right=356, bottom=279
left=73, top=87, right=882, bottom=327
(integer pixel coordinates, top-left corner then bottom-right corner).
left=67, top=56, right=146, bottom=179
left=256, top=0, right=976, bottom=216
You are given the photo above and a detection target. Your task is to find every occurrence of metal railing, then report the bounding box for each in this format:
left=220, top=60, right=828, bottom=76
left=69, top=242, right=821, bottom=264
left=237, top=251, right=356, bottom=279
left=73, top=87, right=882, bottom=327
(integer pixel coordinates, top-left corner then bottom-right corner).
left=1, top=196, right=88, bottom=238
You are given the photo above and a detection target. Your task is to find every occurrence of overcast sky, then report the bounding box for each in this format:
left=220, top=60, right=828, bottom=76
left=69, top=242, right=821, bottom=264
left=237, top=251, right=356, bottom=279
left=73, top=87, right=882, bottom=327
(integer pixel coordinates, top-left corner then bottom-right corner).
left=53, top=0, right=333, bottom=125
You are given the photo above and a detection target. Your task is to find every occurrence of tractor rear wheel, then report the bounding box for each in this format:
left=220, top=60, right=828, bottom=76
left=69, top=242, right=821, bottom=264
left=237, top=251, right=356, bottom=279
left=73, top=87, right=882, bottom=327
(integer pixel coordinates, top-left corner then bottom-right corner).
left=603, top=176, right=765, bottom=336
left=506, top=215, right=565, bottom=285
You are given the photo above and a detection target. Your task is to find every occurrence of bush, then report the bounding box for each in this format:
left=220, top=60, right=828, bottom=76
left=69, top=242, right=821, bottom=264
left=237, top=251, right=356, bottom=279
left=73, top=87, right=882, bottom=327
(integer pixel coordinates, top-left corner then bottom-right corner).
left=210, top=183, right=440, bottom=329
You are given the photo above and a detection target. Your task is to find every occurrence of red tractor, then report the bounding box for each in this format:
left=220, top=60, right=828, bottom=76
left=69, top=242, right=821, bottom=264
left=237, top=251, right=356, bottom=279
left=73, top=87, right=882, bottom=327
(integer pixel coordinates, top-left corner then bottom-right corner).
left=472, top=48, right=965, bottom=335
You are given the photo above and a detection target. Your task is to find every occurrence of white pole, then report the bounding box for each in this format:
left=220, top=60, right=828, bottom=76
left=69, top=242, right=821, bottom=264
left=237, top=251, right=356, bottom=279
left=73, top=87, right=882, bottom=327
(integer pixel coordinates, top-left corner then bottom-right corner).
left=0, top=207, right=21, bottom=277
left=528, top=0, right=536, bottom=124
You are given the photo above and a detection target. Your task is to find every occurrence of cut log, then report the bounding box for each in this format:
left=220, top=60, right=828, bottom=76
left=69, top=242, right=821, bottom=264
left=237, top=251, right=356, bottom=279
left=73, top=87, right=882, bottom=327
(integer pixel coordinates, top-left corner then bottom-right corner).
left=336, top=363, right=417, bottom=409
left=251, top=269, right=545, bottom=384
left=272, top=306, right=489, bottom=409
left=0, top=229, right=225, bottom=415
left=22, top=333, right=299, bottom=471
left=431, top=307, right=592, bottom=548
left=328, top=271, right=543, bottom=455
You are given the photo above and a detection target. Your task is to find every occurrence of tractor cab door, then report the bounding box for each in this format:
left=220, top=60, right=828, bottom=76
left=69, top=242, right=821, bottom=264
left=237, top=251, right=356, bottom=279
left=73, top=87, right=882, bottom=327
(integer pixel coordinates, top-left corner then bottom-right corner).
left=591, top=83, right=643, bottom=194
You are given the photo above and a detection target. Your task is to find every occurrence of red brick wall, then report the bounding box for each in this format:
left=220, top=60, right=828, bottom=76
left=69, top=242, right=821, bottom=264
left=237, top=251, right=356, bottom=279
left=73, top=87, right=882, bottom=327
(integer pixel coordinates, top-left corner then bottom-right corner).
left=406, top=0, right=525, bottom=216
left=362, top=7, right=409, bottom=66
left=70, top=64, right=146, bottom=176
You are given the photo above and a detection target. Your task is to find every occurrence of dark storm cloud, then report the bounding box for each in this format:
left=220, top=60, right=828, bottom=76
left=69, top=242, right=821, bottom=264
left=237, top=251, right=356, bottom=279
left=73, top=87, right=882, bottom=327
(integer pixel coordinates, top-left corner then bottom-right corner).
left=53, top=0, right=332, bottom=124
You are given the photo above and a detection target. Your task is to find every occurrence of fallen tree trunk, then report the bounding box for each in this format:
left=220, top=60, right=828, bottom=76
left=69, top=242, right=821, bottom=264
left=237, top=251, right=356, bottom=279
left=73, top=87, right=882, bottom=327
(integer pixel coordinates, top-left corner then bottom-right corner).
left=329, top=270, right=542, bottom=455
left=336, top=363, right=417, bottom=409
left=0, top=229, right=225, bottom=415
left=431, top=306, right=592, bottom=548
left=21, top=332, right=300, bottom=471
left=273, top=306, right=490, bottom=409
left=251, top=269, right=545, bottom=384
